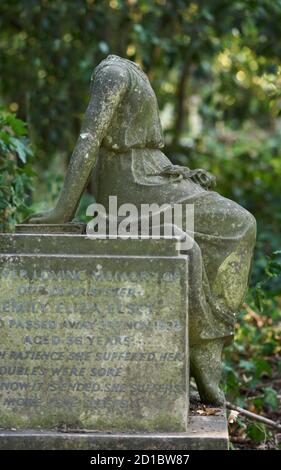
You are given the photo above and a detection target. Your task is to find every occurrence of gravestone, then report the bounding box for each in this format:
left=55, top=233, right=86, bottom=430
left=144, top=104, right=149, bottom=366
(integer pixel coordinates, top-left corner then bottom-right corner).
left=0, top=233, right=188, bottom=432
left=0, top=231, right=229, bottom=449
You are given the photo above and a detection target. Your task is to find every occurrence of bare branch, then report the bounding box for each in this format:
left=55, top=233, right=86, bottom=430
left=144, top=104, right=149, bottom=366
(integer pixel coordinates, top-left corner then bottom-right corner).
left=226, top=401, right=281, bottom=431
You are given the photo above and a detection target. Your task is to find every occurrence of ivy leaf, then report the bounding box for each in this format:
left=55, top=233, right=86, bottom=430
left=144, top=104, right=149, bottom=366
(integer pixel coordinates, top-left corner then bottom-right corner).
left=4, top=113, right=27, bottom=136
left=10, top=137, right=28, bottom=163
left=263, top=387, right=279, bottom=410
left=0, top=199, right=9, bottom=209
left=247, top=423, right=268, bottom=442
left=253, top=358, right=272, bottom=378
left=239, top=359, right=255, bottom=370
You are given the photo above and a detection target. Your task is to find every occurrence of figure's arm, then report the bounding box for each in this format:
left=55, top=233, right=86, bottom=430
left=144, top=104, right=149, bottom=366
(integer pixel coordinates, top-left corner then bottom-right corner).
left=27, top=65, right=128, bottom=224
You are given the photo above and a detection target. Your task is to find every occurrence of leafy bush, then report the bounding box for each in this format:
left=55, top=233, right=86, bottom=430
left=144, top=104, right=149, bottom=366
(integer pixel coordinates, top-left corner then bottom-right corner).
left=0, top=109, right=35, bottom=231
left=223, top=251, right=281, bottom=448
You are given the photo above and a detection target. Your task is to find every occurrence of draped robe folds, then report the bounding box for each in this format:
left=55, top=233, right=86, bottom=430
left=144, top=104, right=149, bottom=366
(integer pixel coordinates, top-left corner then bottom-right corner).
left=85, top=55, right=256, bottom=345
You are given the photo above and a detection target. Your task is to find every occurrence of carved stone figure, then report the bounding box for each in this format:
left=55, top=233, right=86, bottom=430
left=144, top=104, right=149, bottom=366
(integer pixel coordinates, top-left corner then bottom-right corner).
left=26, top=55, right=256, bottom=405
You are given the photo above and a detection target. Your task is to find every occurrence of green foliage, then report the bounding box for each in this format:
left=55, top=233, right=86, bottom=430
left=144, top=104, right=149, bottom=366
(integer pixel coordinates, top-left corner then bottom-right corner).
left=0, top=0, right=280, bottom=449
left=0, top=110, right=35, bottom=231
left=224, top=252, right=281, bottom=447
left=246, top=423, right=268, bottom=443
left=263, top=387, right=279, bottom=410
left=1, top=1, right=281, bottom=160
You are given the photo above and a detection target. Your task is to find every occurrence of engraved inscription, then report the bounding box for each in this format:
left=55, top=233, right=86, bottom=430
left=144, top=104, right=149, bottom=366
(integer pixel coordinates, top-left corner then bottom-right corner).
left=0, top=255, right=188, bottom=431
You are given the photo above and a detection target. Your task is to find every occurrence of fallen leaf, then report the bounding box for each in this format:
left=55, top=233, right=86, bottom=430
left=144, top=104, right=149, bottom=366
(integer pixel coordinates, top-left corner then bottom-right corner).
left=228, top=410, right=239, bottom=424
left=197, top=407, right=221, bottom=416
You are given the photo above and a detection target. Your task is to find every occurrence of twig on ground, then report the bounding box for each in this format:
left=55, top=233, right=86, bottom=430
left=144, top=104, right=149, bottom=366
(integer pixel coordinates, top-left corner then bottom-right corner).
left=226, top=401, right=281, bottom=431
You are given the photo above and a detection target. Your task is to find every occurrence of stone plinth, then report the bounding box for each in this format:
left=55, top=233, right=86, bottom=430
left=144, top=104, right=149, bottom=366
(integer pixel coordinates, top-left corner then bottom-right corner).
left=0, top=411, right=229, bottom=450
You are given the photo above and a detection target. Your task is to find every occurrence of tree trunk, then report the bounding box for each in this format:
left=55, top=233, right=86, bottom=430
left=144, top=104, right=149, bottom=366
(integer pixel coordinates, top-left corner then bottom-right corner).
left=172, top=60, right=191, bottom=145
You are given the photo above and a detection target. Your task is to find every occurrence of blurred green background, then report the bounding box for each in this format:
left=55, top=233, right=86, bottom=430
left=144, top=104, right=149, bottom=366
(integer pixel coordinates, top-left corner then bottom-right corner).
left=0, top=0, right=280, bottom=448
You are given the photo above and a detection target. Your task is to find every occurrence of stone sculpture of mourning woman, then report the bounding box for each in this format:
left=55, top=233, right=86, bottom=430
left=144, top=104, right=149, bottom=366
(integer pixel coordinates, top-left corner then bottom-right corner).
left=26, top=55, right=256, bottom=405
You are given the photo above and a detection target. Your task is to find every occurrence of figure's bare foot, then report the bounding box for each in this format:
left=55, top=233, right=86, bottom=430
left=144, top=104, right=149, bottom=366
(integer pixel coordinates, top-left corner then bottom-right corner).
left=196, top=381, right=225, bottom=406
left=190, top=339, right=225, bottom=406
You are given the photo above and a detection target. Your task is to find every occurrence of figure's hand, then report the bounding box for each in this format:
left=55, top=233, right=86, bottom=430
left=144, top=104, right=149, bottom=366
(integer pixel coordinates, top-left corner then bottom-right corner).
left=189, top=168, right=216, bottom=190
left=151, top=164, right=216, bottom=189
left=23, top=209, right=63, bottom=225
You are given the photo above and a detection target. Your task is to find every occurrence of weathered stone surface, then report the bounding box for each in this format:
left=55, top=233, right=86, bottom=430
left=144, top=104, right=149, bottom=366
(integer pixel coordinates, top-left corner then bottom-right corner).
left=0, top=234, right=188, bottom=432
left=0, top=233, right=183, bottom=257
left=15, top=223, right=86, bottom=234
left=0, top=412, right=228, bottom=450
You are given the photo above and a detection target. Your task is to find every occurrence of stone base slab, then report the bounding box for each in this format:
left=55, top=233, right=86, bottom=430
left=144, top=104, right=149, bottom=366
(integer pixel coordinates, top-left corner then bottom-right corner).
left=0, top=413, right=228, bottom=450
